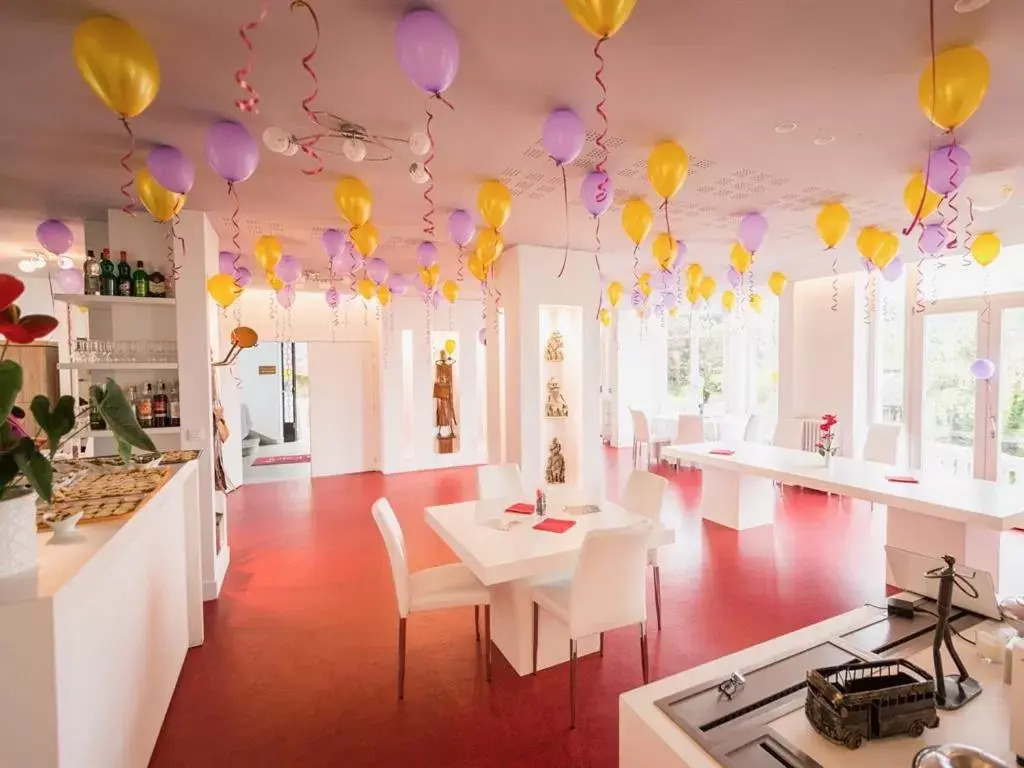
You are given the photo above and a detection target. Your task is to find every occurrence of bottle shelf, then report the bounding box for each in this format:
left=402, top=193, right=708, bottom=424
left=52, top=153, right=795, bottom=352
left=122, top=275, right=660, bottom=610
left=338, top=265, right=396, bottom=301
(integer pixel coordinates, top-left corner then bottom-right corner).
left=54, top=293, right=176, bottom=308
left=87, top=427, right=181, bottom=438
left=60, top=362, right=178, bottom=371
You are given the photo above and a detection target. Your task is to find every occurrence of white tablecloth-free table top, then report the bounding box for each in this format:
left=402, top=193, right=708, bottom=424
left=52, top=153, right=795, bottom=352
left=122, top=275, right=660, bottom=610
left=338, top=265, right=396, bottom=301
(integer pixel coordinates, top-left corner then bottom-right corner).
left=662, top=442, right=1024, bottom=532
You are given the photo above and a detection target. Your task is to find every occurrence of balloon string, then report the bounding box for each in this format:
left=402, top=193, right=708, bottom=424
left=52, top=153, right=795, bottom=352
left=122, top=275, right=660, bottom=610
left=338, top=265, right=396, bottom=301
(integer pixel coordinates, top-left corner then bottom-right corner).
left=490, top=262, right=502, bottom=318
left=964, top=195, right=975, bottom=250
left=593, top=36, right=609, bottom=207
left=632, top=243, right=640, bottom=289
left=234, top=0, right=269, bottom=113
left=980, top=270, right=991, bottom=327
left=227, top=182, right=242, bottom=276
left=422, top=99, right=437, bottom=238
left=660, top=199, right=671, bottom=239
left=947, top=140, right=961, bottom=250
left=594, top=216, right=603, bottom=320
left=118, top=118, right=136, bottom=216
left=556, top=164, right=570, bottom=278
left=831, top=251, right=839, bottom=312
left=864, top=273, right=875, bottom=325
left=902, top=0, right=938, bottom=236
left=456, top=246, right=465, bottom=282
left=914, top=238, right=927, bottom=315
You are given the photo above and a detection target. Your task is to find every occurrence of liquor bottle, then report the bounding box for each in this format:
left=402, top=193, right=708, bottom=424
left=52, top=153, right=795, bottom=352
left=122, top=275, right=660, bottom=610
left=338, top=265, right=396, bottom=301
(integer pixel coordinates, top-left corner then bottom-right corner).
left=153, top=381, right=168, bottom=428
left=149, top=265, right=167, bottom=298
left=132, top=261, right=150, bottom=298
left=99, top=249, right=116, bottom=296
left=83, top=250, right=101, bottom=295
left=89, top=401, right=106, bottom=431
left=136, top=383, right=153, bottom=428
left=168, top=381, right=180, bottom=427
left=117, top=251, right=132, bottom=296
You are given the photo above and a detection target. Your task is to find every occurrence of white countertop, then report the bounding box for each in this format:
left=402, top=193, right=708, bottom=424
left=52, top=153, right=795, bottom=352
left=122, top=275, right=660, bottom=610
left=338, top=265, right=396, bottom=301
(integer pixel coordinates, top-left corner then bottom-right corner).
left=662, top=442, right=1024, bottom=531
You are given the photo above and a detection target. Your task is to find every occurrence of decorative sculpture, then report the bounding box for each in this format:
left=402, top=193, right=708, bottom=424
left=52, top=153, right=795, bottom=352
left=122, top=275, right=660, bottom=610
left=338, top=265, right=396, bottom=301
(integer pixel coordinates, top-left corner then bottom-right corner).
left=926, top=554, right=982, bottom=710
left=545, top=378, right=568, bottom=418
left=433, top=349, right=458, bottom=454
left=545, top=438, right=565, bottom=484
left=544, top=330, right=565, bottom=362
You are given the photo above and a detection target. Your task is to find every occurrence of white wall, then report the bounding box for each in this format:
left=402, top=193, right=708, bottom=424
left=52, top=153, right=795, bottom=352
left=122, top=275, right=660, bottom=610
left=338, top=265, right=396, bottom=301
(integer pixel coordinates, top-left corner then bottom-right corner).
left=235, top=342, right=283, bottom=443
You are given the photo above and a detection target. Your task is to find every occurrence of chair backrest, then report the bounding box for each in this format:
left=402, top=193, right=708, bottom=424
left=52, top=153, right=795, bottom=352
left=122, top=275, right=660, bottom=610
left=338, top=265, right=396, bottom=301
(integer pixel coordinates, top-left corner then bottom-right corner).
left=630, top=408, right=651, bottom=442
left=742, top=414, right=762, bottom=443
left=772, top=418, right=807, bottom=450
left=622, top=470, right=668, bottom=523
left=476, top=463, right=524, bottom=500
left=675, top=414, right=705, bottom=444
left=371, top=498, right=411, bottom=617
left=863, top=423, right=902, bottom=465
left=718, top=414, right=747, bottom=442
left=569, top=521, right=652, bottom=638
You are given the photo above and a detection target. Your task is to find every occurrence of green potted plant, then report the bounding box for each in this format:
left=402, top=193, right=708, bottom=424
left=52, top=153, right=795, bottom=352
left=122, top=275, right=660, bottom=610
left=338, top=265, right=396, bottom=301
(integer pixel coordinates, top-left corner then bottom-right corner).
left=0, top=274, right=155, bottom=577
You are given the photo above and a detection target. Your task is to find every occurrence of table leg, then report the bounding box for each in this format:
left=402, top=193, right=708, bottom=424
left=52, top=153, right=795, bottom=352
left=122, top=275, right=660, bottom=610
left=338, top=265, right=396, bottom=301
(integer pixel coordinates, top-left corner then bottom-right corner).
left=700, top=466, right=775, bottom=530
left=490, top=578, right=599, bottom=676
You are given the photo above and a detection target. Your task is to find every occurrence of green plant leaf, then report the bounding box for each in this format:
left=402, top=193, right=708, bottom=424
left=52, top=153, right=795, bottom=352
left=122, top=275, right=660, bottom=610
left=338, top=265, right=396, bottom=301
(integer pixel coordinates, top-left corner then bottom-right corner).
left=92, top=378, right=156, bottom=455
left=30, top=394, right=77, bottom=457
left=12, top=438, right=52, bottom=502
left=0, top=359, right=23, bottom=422
left=115, top=436, right=133, bottom=464
left=0, top=451, right=20, bottom=499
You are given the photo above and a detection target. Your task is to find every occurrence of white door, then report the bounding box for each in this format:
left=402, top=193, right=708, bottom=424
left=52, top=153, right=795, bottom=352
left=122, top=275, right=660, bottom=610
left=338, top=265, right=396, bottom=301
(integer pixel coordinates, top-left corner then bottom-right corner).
left=308, top=342, right=378, bottom=477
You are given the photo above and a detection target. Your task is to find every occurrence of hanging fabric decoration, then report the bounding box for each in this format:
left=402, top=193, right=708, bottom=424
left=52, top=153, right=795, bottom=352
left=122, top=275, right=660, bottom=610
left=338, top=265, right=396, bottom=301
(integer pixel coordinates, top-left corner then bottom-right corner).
left=233, top=0, right=270, bottom=112
left=289, top=0, right=323, bottom=174
left=543, top=107, right=586, bottom=278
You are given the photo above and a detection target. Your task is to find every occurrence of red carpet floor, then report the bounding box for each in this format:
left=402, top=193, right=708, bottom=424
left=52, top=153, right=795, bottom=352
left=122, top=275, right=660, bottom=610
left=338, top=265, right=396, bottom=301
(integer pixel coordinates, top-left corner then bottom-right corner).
left=150, top=449, right=900, bottom=767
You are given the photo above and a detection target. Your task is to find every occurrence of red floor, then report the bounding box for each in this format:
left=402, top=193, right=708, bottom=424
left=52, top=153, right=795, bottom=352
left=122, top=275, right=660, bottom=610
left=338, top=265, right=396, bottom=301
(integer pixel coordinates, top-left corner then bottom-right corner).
left=150, top=449, right=897, bottom=767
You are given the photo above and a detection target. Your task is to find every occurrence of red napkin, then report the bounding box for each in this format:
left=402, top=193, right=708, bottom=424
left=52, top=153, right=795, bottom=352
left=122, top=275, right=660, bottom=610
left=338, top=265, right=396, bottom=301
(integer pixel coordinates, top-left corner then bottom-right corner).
left=533, top=518, right=576, bottom=533
left=886, top=475, right=919, bottom=484
left=505, top=503, right=534, bottom=515
left=709, top=449, right=735, bottom=456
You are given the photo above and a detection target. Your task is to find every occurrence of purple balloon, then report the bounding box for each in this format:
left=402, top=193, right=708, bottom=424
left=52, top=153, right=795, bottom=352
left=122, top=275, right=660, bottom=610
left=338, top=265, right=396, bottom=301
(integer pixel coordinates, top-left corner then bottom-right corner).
left=737, top=212, right=768, bottom=253
left=881, top=257, right=904, bottom=283
left=970, top=357, right=995, bottom=380
left=365, top=257, right=389, bottom=285
left=147, top=145, right=195, bottom=195
left=276, top=284, right=295, bottom=309
left=234, top=266, right=252, bottom=288
left=325, top=286, right=340, bottom=308
left=276, top=255, right=302, bottom=284
left=581, top=171, right=613, bottom=217
left=204, top=120, right=259, bottom=183
left=394, top=9, right=459, bottom=95
left=321, top=228, right=346, bottom=258
left=918, top=223, right=947, bottom=255
left=332, top=246, right=361, bottom=275
left=388, top=273, right=408, bottom=295
left=36, top=219, right=73, bottom=255
left=55, top=268, right=83, bottom=293
left=478, top=327, right=486, bottom=346
left=726, top=266, right=742, bottom=288
left=218, top=251, right=237, bottom=275
left=417, top=241, right=438, bottom=268
left=448, top=209, right=474, bottom=248
left=662, top=291, right=678, bottom=310
left=543, top=108, right=585, bottom=166
left=926, top=144, right=971, bottom=196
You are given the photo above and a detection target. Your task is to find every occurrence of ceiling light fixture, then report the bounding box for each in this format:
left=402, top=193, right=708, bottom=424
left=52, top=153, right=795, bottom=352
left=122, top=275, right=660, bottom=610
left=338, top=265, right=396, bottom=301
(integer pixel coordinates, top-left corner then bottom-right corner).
left=57, top=255, right=74, bottom=270
left=814, top=135, right=837, bottom=146
left=953, top=0, right=992, bottom=13
left=774, top=121, right=798, bottom=134
left=342, top=138, right=367, bottom=163
left=17, top=259, right=39, bottom=274
left=409, top=162, right=429, bottom=185
left=408, top=132, right=431, bottom=156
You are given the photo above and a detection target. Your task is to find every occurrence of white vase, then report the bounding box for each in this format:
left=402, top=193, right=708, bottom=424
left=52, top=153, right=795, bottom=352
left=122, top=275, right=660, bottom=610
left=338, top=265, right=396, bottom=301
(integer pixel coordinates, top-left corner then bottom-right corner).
left=823, top=452, right=833, bottom=469
left=0, top=492, right=38, bottom=578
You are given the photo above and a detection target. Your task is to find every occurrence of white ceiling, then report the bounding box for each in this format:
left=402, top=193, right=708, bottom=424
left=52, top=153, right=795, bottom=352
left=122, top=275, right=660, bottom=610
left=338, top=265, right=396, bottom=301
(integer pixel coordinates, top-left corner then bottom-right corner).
left=1, top=0, right=1023, bottom=286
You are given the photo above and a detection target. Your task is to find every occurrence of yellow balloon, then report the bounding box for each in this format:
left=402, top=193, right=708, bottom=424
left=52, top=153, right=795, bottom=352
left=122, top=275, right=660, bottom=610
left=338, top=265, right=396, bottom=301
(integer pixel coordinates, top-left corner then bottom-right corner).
left=917, top=46, right=990, bottom=131
left=971, top=232, right=1000, bottom=267
left=856, top=226, right=883, bottom=263
left=698, top=275, right=715, bottom=302
left=621, top=199, right=654, bottom=246
left=768, top=271, right=788, bottom=297
left=265, top=272, right=284, bottom=292
left=350, top=222, right=379, bottom=257
left=607, top=281, right=623, bottom=307
left=441, top=279, right=459, bottom=303
left=652, top=233, right=678, bottom=272
left=477, top=227, right=504, bottom=266
left=72, top=16, right=160, bottom=118
left=478, top=180, right=512, bottom=230
left=333, top=177, right=372, bottom=227
left=816, top=202, right=850, bottom=249
left=638, top=272, right=652, bottom=298
left=668, top=306, right=679, bottom=318
left=255, top=235, right=283, bottom=273
left=749, top=293, right=763, bottom=314
left=598, top=307, right=612, bottom=327
left=206, top=274, right=239, bottom=309
left=377, top=284, right=392, bottom=307
left=135, top=168, right=184, bottom=222
left=685, top=263, right=703, bottom=288
left=871, top=231, right=899, bottom=270
left=356, top=278, right=375, bottom=300
left=647, top=141, right=690, bottom=200
left=721, top=290, right=735, bottom=313
left=903, top=172, right=942, bottom=220
left=444, top=339, right=456, bottom=355
left=467, top=250, right=488, bottom=283
left=419, top=264, right=440, bottom=289
left=562, top=0, right=638, bottom=38
left=729, top=242, right=752, bottom=274
left=685, top=285, right=701, bottom=306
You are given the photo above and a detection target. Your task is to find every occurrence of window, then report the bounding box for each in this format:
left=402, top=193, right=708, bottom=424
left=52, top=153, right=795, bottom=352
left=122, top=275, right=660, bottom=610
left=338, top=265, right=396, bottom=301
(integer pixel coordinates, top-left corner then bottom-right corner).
left=874, top=269, right=906, bottom=423
left=927, top=244, right=1024, bottom=300
left=748, top=295, right=779, bottom=416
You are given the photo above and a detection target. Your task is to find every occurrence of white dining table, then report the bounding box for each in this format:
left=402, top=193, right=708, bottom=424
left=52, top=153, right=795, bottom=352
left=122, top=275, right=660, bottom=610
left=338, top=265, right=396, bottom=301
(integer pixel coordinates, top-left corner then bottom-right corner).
left=662, top=441, right=1024, bottom=591
left=425, top=487, right=675, bottom=677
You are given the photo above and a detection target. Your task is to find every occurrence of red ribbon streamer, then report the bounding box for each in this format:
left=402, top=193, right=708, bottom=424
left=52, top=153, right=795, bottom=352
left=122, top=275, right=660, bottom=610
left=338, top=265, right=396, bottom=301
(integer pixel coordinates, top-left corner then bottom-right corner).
left=456, top=247, right=465, bottom=282
left=170, top=215, right=185, bottom=284
left=422, top=100, right=437, bottom=238
left=234, top=0, right=269, bottom=113
left=593, top=217, right=603, bottom=320
left=964, top=195, right=975, bottom=250
left=593, top=36, right=610, bottom=208
left=556, top=164, right=570, bottom=278
left=902, top=0, right=938, bottom=236
left=118, top=117, right=136, bottom=216
left=290, top=0, right=323, bottom=175
left=914, top=235, right=927, bottom=315
left=227, top=182, right=242, bottom=277
left=831, top=251, right=839, bottom=312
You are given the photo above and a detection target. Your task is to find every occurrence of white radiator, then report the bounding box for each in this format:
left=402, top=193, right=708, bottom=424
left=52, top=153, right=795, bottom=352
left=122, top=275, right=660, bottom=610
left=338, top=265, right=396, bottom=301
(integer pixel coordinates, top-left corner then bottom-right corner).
left=800, top=419, right=820, bottom=452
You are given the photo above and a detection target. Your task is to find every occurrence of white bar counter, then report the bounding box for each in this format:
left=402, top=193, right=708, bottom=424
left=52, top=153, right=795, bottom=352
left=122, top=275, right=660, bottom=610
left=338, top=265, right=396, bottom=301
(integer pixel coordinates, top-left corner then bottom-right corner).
left=0, top=461, right=203, bottom=768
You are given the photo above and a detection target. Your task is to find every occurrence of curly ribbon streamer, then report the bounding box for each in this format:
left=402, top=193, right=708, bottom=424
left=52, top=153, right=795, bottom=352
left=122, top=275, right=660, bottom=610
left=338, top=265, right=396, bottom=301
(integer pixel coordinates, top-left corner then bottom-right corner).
left=170, top=214, right=185, bottom=284
left=947, top=157, right=962, bottom=252
left=268, top=287, right=277, bottom=332
left=331, top=305, right=338, bottom=340
left=227, top=182, right=242, bottom=277
left=831, top=251, right=839, bottom=313
left=234, top=0, right=269, bottom=113
left=964, top=196, right=975, bottom=250
left=632, top=244, right=640, bottom=289
left=556, top=164, right=571, bottom=278
left=902, top=0, right=938, bottom=236
left=914, top=235, right=927, bottom=315
left=864, top=273, right=875, bottom=326
left=593, top=216, right=603, bottom=320
left=118, top=118, right=136, bottom=216
left=422, top=99, right=437, bottom=238
left=290, top=0, right=323, bottom=174
left=980, top=269, right=991, bottom=327
left=490, top=263, right=502, bottom=325
left=593, top=36, right=609, bottom=204
left=456, top=247, right=465, bottom=282
left=660, top=199, right=672, bottom=239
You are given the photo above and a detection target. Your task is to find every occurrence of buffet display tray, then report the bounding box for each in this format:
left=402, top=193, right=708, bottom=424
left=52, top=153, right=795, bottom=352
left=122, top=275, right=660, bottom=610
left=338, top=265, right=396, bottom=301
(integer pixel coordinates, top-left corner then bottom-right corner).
left=36, top=466, right=173, bottom=531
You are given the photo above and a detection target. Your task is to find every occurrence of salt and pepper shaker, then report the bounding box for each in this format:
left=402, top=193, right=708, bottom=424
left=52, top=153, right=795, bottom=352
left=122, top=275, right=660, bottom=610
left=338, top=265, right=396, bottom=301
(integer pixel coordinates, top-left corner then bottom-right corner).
left=535, top=488, right=546, bottom=517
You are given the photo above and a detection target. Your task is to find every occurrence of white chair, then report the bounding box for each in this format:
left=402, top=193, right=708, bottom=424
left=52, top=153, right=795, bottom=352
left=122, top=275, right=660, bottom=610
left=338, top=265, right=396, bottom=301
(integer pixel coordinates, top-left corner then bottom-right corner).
left=622, top=470, right=669, bottom=630
left=771, top=418, right=807, bottom=450
left=372, top=498, right=492, bottom=699
left=863, top=423, right=902, bottom=465
left=742, top=414, right=763, bottom=443
left=476, top=463, right=524, bottom=499
left=530, top=521, right=653, bottom=728
left=667, top=414, right=705, bottom=471
left=630, top=408, right=670, bottom=468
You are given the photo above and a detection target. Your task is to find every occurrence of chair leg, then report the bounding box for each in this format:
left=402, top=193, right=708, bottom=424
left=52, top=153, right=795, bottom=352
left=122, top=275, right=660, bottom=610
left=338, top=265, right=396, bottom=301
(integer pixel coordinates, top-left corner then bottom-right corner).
left=475, top=605, right=480, bottom=642
left=599, top=632, right=604, bottom=656
left=569, top=639, right=578, bottom=729
left=484, top=605, right=492, bottom=683
left=532, top=602, right=539, bottom=675
left=397, top=617, right=408, bottom=700
left=652, top=566, right=662, bottom=631
left=640, top=622, right=650, bottom=685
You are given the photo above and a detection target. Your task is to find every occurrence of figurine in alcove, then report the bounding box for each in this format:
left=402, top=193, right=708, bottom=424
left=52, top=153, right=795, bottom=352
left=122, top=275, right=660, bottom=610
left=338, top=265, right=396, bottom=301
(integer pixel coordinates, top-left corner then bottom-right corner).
left=545, top=378, right=569, bottom=418
left=433, top=349, right=458, bottom=454
left=544, top=330, right=565, bottom=362
left=546, top=438, right=566, bottom=484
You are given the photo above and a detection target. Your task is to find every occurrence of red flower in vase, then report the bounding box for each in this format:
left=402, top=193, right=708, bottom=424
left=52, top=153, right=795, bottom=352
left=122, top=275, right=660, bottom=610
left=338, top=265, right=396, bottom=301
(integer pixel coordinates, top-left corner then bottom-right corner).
left=820, top=413, right=838, bottom=430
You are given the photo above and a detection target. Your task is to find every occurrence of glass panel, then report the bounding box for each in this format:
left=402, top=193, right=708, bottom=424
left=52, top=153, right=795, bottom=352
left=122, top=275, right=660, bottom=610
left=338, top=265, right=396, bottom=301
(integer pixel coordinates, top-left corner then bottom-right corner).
left=877, top=271, right=906, bottom=423
left=997, top=307, right=1024, bottom=485
left=929, top=245, right=1024, bottom=300
left=666, top=313, right=693, bottom=410
left=697, top=311, right=726, bottom=416
left=750, top=295, right=779, bottom=416
left=921, top=312, right=977, bottom=478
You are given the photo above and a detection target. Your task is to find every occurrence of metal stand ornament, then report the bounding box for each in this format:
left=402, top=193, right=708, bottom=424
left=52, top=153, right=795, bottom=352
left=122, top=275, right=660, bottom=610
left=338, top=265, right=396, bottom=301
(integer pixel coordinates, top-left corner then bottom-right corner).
left=926, top=554, right=983, bottom=710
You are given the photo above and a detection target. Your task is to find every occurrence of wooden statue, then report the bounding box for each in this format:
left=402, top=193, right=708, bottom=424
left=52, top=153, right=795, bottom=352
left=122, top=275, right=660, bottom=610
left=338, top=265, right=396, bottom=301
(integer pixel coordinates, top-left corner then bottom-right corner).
left=545, top=378, right=569, bottom=418
left=544, top=330, right=565, bottom=362
left=546, top=438, right=566, bottom=484
left=433, top=349, right=458, bottom=454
